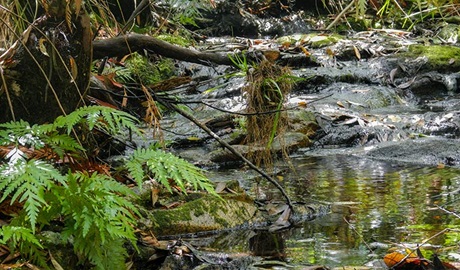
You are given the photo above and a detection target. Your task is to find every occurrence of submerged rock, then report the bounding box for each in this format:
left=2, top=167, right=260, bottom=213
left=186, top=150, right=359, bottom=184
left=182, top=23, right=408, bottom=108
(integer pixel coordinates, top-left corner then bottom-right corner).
left=365, top=137, right=460, bottom=167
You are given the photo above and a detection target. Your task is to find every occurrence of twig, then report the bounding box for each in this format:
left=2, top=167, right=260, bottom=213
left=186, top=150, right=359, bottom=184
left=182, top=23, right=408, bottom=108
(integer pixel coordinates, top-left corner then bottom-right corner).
left=437, top=205, right=460, bottom=219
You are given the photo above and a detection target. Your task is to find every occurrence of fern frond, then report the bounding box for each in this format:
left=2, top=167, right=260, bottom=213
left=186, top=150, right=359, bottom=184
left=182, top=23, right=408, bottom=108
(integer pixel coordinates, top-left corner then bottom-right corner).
left=0, top=158, right=66, bottom=231
left=125, top=148, right=216, bottom=194
left=0, top=226, right=47, bottom=267
left=43, top=133, right=84, bottom=158
left=0, top=120, right=45, bottom=149
left=53, top=106, right=141, bottom=136
left=59, top=172, right=138, bottom=268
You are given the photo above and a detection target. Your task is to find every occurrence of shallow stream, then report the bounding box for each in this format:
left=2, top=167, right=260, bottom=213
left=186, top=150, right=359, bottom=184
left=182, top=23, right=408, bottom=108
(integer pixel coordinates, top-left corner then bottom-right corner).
left=186, top=155, right=460, bottom=268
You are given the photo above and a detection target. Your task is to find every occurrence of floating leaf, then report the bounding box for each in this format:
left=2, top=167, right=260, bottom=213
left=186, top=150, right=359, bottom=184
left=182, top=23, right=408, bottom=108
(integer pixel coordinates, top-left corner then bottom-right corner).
left=269, top=207, right=291, bottom=232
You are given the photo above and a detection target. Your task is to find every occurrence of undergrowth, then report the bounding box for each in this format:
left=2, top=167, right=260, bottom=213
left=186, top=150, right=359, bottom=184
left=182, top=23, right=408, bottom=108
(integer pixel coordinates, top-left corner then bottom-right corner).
left=0, top=105, right=216, bottom=269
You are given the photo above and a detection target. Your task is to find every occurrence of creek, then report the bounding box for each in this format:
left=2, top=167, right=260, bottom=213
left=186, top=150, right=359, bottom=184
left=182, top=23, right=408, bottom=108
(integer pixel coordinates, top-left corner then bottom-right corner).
left=143, top=17, right=460, bottom=267
left=178, top=155, right=460, bottom=268
left=153, top=41, right=460, bottom=267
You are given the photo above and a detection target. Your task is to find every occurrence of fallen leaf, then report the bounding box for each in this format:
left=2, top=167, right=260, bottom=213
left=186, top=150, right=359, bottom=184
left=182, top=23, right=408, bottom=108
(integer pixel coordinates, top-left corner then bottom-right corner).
left=299, top=45, right=311, bottom=57
left=38, top=38, right=49, bottom=57
left=215, top=182, right=227, bottom=193
left=384, top=251, right=407, bottom=267
left=69, top=56, right=78, bottom=82
left=269, top=207, right=291, bottom=232
left=353, top=45, right=361, bottom=60
left=49, top=252, right=64, bottom=270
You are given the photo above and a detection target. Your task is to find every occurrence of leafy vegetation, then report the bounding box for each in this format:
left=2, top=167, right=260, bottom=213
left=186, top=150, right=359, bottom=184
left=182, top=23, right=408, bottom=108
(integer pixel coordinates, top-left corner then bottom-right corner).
left=125, top=52, right=175, bottom=85
left=126, top=147, right=216, bottom=194
left=0, top=106, right=216, bottom=268
left=321, top=0, right=459, bottom=30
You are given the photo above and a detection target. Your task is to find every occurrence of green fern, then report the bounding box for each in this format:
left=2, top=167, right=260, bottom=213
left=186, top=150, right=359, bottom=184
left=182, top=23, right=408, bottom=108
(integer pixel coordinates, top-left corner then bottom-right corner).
left=126, top=148, right=216, bottom=194
left=0, top=106, right=142, bottom=268
left=0, top=120, right=84, bottom=159
left=0, top=226, right=47, bottom=266
left=0, top=120, right=46, bottom=148
left=53, top=105, right=140, bottom=135
left=166, top=0, right=209, bottom=27
left=0, top=157, right=66, bottom=231
left=56, top=172, right=138, bottom=269
left=0, top=105, right=218, bottom=268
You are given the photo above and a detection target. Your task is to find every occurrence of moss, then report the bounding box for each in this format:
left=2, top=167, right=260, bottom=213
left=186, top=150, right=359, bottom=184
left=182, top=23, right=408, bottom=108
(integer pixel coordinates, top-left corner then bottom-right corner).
left=276, top=33, right=343, bottom=48
left=156, top=34, right=193, bottom=47
left=147, top=194, right=257, bottom=235
left=404, top=45, right=460, bottom=72
left=125, top=52, right=175, bottom=85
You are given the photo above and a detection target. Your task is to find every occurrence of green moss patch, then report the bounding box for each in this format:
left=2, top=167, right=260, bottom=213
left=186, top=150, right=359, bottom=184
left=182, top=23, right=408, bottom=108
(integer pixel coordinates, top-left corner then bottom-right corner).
left=146, top=194, right=257, bottom=236
left=405, top=45, right=460, bottom=72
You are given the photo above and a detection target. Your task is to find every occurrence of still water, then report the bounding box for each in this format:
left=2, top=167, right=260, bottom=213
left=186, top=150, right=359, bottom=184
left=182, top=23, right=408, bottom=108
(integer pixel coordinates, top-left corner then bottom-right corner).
left=196, top=155, right=460, bottom=268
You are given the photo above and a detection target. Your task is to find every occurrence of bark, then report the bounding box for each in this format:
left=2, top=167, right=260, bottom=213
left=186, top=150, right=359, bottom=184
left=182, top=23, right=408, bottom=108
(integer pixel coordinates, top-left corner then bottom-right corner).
left=93, top=33, right=234, bottom=66
left=0, top=12, right=92, bottom=124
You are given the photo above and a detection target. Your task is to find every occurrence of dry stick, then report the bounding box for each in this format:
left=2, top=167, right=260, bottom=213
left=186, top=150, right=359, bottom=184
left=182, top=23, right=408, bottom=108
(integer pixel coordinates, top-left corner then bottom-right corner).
left=156, top=96, right=295, bottom=214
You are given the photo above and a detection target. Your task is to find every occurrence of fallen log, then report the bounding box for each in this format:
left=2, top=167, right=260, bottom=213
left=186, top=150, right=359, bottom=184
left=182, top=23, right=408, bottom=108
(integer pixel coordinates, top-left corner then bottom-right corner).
left=92, top=33, right=316, bottom=67
left=93, top=33, right=234, bottom=66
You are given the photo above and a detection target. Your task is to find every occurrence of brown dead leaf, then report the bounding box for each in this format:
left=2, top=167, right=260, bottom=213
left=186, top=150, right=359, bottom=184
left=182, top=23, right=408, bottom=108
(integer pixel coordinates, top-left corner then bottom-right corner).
left=38, top=38, right=49, bottom=57
left=69, top=56, right=78, bottom=82
left=151, top=187, right=160, bottom=207
left=268, top=207, right=291, bottom=232
left=49, top=252, right=64, bottom=270
left=299, top=45, right=311, bottom=57
left=353, top=45, right=361, bottom=60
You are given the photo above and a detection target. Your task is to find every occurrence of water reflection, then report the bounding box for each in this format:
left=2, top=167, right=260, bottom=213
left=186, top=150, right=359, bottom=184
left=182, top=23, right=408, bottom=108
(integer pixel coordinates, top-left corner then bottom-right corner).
left=283, top=155, right=460, bottom=267
left=197, top=155, right=460, bottom=267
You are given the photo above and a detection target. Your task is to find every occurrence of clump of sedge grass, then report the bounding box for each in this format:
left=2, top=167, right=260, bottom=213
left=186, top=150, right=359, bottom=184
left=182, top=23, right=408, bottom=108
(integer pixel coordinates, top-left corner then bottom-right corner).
left=243, top=59, right=292, bottom=168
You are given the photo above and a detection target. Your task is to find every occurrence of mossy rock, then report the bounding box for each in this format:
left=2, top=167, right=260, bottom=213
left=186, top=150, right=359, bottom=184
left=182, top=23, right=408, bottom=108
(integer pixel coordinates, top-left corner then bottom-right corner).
left=143, top=194, right=258, bottom=236
left=403, top=45, right=460, bottom=72
left=288, top=110, right=318, bottom=135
